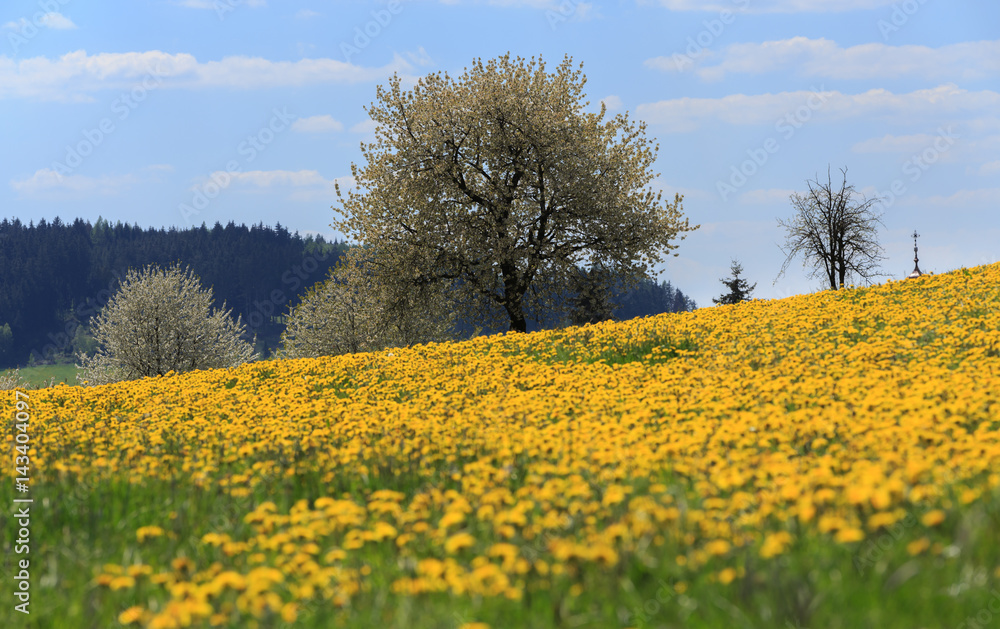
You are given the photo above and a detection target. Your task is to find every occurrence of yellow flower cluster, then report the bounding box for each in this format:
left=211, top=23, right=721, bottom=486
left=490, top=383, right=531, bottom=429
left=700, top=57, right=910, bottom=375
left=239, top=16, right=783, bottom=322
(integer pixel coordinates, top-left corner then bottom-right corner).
left=5, top=263, right=1000, bottom=627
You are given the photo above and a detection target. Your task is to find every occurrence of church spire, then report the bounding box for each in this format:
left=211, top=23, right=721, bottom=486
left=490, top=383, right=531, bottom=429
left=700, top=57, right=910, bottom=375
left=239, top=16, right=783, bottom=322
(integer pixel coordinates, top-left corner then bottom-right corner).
left=907, top=230, right=923, bottom=279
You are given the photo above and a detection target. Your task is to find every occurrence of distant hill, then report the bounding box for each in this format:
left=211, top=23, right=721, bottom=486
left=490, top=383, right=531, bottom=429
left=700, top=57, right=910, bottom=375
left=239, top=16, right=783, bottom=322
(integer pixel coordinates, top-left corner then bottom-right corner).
left=0, top=217, right=345, bottom=368
left=0, top=217, right=698, bottom=368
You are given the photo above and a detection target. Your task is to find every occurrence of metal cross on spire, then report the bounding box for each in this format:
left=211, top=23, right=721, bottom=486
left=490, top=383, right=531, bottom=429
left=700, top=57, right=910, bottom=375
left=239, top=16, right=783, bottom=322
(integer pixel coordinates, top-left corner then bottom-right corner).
left=907, top=230, right=923, bottom=279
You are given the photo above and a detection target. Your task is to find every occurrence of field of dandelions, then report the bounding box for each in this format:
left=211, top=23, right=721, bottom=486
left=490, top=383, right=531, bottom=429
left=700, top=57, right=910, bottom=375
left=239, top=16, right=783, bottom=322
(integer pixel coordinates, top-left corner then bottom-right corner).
left=3, top=263, right=1000, bottom=628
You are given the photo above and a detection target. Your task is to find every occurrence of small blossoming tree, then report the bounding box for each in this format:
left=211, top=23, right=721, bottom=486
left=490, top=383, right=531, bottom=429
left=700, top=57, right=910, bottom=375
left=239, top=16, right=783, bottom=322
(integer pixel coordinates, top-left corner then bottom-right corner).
left=77, top=263, right=257, bottom=385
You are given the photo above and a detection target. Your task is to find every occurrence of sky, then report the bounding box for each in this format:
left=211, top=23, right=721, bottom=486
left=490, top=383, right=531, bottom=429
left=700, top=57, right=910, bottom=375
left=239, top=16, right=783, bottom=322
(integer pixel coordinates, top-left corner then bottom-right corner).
left=2, top=0, right=998, bottom=307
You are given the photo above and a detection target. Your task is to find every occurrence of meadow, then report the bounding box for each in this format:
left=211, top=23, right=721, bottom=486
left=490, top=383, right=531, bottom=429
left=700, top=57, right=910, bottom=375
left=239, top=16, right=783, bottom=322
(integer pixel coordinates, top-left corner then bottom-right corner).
left=1, top=364, right=79, bottom=389
left=3, top=263, right=1000, bottom=628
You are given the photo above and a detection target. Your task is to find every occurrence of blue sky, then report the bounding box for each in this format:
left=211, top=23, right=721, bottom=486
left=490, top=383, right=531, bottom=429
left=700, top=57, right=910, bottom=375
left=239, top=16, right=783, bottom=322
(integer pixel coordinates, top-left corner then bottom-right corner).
left=2, top=0, right=998, bottom=306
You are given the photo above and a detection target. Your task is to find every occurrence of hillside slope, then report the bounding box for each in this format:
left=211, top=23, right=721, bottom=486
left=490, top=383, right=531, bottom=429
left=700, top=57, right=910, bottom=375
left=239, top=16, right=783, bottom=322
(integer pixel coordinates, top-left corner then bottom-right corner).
left=3, top=264, right=999, bottom=628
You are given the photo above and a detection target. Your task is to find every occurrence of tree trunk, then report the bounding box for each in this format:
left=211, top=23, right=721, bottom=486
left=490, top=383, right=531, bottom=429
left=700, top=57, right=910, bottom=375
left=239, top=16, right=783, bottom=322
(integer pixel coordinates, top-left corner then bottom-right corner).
left=506, top=303, right=527, bottom=333
left=501, top=262, right=527, bottom=333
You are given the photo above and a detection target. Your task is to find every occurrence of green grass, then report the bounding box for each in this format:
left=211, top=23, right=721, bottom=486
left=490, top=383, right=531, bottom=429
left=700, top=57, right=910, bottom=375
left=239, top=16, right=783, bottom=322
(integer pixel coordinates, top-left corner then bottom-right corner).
left=4, top=465, right=998, bottom=628
left=1, top=363, right=80, bottom=388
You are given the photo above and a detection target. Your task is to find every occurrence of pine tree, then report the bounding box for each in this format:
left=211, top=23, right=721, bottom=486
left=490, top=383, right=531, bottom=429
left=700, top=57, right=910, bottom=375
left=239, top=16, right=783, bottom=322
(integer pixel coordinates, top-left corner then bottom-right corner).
left=713, top=259, right=756, bottom=305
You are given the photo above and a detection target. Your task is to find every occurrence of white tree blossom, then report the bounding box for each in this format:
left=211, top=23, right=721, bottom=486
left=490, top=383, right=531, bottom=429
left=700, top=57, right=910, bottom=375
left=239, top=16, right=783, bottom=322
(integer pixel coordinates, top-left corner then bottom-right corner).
left=334, top=53, right=697, bottom=333
left=279, top=248, right=457, bottom=359
left=77, top=264, right=257, bottom=385
left=0, top=368, right=25, bottom=391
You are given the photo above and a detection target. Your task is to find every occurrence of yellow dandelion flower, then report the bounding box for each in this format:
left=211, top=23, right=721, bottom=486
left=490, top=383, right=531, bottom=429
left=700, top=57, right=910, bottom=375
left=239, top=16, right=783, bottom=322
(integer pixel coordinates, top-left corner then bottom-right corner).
left=439, top=511, right=466, bottom=529
left=109, top=575, right=136, bottom=590
left=921, top=510, right=946, bottom=527
left=760, top=531, right=793, bottom=559
left=907, top=538, right=931, bottom=556
left=280, top=602, right=298, bottom=623
left=445, top=532, right=477, bottom=554
left=705, top=539, right=731, bottom=556
left=118, top=606, right=145, bottom=625
left=417, top=558, right=446, bottom=579
left=717, top=567, right=737, bottom=584
left=867, top=511, right=900, bottom=531
left=834, top=527, right=865, bottom=543
left=171, top=557, right=195, bottom=574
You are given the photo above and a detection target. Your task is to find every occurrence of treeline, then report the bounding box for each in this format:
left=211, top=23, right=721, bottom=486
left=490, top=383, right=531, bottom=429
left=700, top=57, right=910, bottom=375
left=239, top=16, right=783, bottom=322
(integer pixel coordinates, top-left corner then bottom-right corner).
left=0, top=217, right=344, bottom=368
left=0, top=218, right=697, bottom=368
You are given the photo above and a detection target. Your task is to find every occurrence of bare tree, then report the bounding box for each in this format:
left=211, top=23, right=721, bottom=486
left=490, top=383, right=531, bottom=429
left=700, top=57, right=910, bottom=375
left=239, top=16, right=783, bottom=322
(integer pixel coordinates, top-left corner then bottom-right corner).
left=77, top=264, right=257, bottom=385
left=776, top=167, right=885, bottom=290
left=278, top=248, right=457, bottom=359
left=334, top=53, right=697, bottom=333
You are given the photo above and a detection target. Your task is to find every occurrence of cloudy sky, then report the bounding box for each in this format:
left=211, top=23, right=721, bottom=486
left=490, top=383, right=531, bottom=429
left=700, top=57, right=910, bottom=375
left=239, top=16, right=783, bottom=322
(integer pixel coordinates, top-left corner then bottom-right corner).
left=3, top=0, right=998, bottom=306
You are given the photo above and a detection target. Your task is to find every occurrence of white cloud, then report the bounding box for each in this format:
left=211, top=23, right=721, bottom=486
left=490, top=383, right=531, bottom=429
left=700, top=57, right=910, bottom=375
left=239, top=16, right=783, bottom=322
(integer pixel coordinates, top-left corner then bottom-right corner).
left=405, top=47, right=434, bottom=67
left=10, top=168, right=135, bottom=199
left=222, top=170, right=330, bottom=187
left=350, top=119, right=378, bottom=134
left=647, top=37, right=1000, bottom=82
left=295, top=9, right=321, bottom=18
left=40, top=12, right=77, bottom=29
left=649, top=178, right=711, bottom=203
left=916, top=188, right=1000, bottom=206
left=852, top=133, right=948, bottom=154
left=647, top=0, right=897, bottom=13
left=977, top=161, right=1000, bottom=176
left=856, top=130, right=997, bottom=172
left=4, top=12, right=77, bottom=31
left=636, top=85, right=1000, bottom=133
left=176, top=0, right=265, bottom=8
left=445, top=0, right=578, bottom=7
left=601, top=95, right=623, bottom=111
left=204, top=169, right=354, bottom=202
left=0, top=50, right=414, bottom=101
left=435, top=0, right=599, bottom=18
left=897, top=187, right=1000, bottom=211
left=740, top=188, right=796, bottom=204
left=292, top=115, right=344, bottom=133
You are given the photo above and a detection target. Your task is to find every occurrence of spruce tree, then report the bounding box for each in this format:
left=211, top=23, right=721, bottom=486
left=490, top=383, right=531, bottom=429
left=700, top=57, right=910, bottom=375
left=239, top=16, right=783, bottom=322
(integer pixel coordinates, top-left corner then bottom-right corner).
left=713, top=259, right=756, bottom=305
